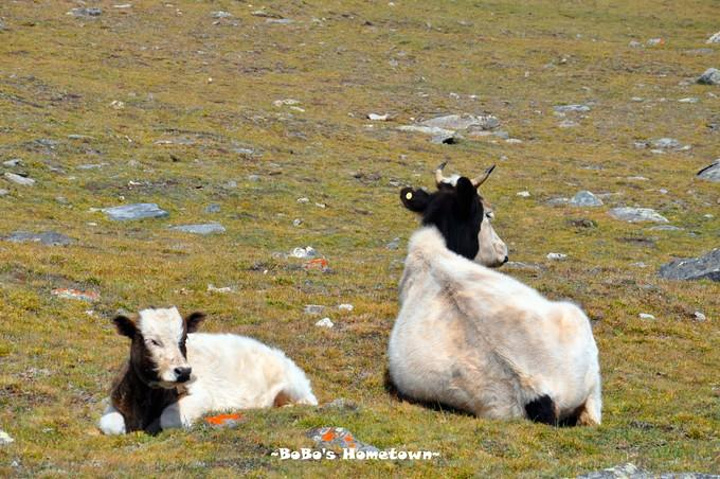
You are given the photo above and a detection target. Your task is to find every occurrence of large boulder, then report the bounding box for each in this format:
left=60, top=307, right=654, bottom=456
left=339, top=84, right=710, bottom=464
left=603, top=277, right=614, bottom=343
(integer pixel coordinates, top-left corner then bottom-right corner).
left=659, top=249, right=720, bottom=282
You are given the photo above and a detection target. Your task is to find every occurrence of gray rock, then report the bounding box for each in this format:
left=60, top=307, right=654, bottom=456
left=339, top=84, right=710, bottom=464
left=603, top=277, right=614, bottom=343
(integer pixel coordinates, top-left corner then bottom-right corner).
left=304, top=305, right=325, bottom=315
left=546, top=197, right=570, bottom=207
left=420, top=114, right=499, bottom=131
left=5, top=231, right=74, bottom=246
left=397, top=125, right=455, bottom=137
left=553, top=104, right=591, bottom=113
left=76, top=164, right=105, bottom=170
left=3, top=158, right=22, bottom=167
left=570, top=191, right=603, bottom=207
left=697, top=68, right=720, bottom=85
left=247, top=174, right=261, bottom=182
left=708, top=32, right=720, bottom=44
left=205, top=204, right=221, bottom=213
left=0, top=430, right=14, bottom=446
left=102, top=203, right=169, bottom=221
left=648, top=225, right=684, bottom=231
left=609, top=207, right=669, bottom=223
left=0, top=189, right=8, bottom=196
left=652, top=138, right=681, bottom=149
left=266, top=18, right=294, bottom=25
left=697, top=160, right=720, bottom=182
left=315, top=317, right=334, bottom=328
left=0, top=20, right=5, bottom=31
left=4, top=172, right=35, bottom=186
left=68, top=7, right=102, bottom=17
left=170, top=223, right=225, bottom=235
left=659, top=249, right=720, bottom=282
left=386, top=237, right=401, bottom=250
left=211, top=11, right=233, bottom=18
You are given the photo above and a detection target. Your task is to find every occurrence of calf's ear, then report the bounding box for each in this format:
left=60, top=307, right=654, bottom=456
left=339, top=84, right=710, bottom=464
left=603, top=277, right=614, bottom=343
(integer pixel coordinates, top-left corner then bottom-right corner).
left=185, top=311, right=206, bottom=333
left=401, top=188, right=431, bottom=213
left=114, top=315, right=137, bottom=339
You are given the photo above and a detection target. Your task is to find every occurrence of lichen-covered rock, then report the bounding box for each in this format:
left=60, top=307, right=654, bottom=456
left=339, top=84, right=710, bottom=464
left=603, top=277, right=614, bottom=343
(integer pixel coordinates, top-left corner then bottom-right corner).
left=577, top=462, right=720, bottom=478
left=169, top=223, right=225, bottom=234
left=570, top=191, right=603, bottom=207
left=102, top=203, right=169, bottom=221
left=697, top=68, right=720, bottom=85
left=5, top=231, right=74, bottom=246
left=659, top=249, right=720, bottom=282
left=697, top=159, right=720, bottom=182
left=609, top=207, right=669, bottom=223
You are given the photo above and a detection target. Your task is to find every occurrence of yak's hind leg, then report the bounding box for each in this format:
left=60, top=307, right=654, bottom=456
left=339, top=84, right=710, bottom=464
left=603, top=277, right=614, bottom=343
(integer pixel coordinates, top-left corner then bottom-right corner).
left=98, top=404, right=126, bottom=435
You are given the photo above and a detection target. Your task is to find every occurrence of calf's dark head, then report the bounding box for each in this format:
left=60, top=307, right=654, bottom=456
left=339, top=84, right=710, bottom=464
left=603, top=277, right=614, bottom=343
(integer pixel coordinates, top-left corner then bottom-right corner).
left=113, top=307, right=205, bottom=389
left=401, top=163, right=509, bottom=267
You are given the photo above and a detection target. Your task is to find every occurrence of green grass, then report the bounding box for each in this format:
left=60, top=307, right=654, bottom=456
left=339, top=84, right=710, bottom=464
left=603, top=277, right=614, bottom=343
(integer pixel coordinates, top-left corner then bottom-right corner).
left=0, top=1, right=718, bottom=477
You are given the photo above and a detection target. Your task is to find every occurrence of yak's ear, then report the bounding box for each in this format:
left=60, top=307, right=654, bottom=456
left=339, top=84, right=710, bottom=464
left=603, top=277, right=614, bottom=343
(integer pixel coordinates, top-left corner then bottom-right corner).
left=113, top=315, right=137, bottom=339
left=185, top=311, right=206, bottom=334
left=401, top=188, right=431, bottom=213
left=456, top=177, right=481, bottom=219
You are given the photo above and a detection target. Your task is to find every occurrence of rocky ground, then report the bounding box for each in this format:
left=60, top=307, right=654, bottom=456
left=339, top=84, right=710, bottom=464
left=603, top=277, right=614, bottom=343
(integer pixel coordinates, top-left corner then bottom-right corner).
left=0, top=1, right=718, bottom=477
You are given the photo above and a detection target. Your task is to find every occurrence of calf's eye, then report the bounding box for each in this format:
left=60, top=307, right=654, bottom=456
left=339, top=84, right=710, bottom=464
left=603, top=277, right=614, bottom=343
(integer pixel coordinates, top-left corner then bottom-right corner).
left=147, top=339, right=161, bottom=347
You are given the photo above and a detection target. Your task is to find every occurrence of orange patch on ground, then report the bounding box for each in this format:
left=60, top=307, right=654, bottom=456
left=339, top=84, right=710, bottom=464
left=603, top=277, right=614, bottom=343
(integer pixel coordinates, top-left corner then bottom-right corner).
left=204, top=413, right=242, bottom=425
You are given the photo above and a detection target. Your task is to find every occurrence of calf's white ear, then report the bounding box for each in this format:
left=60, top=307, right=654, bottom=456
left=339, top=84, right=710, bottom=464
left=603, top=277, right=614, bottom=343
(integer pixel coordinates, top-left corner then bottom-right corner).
left=113, top=315, right=137, bottom=338
left=185, top=312, right=206, bottom=333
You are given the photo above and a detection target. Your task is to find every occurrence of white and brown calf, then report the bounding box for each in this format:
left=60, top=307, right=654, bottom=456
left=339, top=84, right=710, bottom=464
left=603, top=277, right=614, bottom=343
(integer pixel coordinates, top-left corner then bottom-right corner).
left=98, top=307, right=317, bottom=435
left=389, top=167, right=601, bottom=425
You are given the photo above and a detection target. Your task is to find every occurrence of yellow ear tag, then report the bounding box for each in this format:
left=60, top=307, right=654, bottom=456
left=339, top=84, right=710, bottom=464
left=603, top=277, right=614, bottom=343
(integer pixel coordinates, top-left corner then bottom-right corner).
left=405, top=192, right=413, bottom=200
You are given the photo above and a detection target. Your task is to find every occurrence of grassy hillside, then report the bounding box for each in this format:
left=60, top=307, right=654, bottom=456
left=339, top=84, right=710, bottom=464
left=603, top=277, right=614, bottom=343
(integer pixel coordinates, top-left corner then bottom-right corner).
left=0, top=1, right=718, bottom=477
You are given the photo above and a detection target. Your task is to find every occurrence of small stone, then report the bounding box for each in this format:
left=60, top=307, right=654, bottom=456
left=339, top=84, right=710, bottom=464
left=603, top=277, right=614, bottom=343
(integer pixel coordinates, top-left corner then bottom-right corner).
left=293, top=219, right=302, bottom=227
left=273, top=99, right=300, bottom=107
left=304, top=305, right=325, bottom=315
left=505, top=138, right=523, bottom=144
left=367, top=113, right=389, bottom=121
left=628, top=40, right=642, bottom=48
left=553, top=104, right=591, bottom=113
left=338, top=304, right=354, bottom=311
left=4, top=172, right=35, bottom=186
left=169, top=223, right=225, bottom=235
left=291, top=246, right=317, bottom=258
left=0, top=430, right=14, bottom=446
left=516, top=191, right=531, bottom=197
left=707, top=32, right=720, bottom=44
left=307, top=426, right=378, bottom=453
left=297, top=197, right=310, bottom=203
left=205, top=204, right=221, bottom=213
left=77, top=163, right=105, bottom=170
left=109, top=100, right=125, bottom=109
left=315, top=317, right=334, bottom=328
left=677, top=97, right=699, bottom=103
left=646, top=38, right=664, bottom=46
left=630, top=262, right=648, bottom=268
left=386, top=237, right=401, bottom=250
left=558, top=120, right=578, bottom=128
left=630, top=97, right=644, bottom=102
left=207, top=284, right=234, bottom=294
left=697, top=68, right=720, bottom=86
left=569, top=191, right=603, bottom=207
left=547, top=252, right=567, bottom=261
left=693, top=311, right=706, bottom=322
left=102, top=203, right=169, bottom=221
left=697, top=159, right=720, bottom=182
left=608, top=207, right=669, bottom=223
left=266, top=18, right=294, bottom=25
left=639, top=313, right=656, bottom=320
left=247, top=175, right=261, bottom=182
left=5, top=231, right=74, bottom=246
left=211, top=11, right=232, bottom=18
left=67, top=7, right=102, bottom=17
left=3, top=158, right=22, bottom=167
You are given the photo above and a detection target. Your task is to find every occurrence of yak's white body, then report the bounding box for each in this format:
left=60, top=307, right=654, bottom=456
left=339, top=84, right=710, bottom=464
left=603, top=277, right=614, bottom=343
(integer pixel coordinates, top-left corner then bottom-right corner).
left=99, top=332, right=317, bottom=434
left=388, top=227, right=601, bottom=423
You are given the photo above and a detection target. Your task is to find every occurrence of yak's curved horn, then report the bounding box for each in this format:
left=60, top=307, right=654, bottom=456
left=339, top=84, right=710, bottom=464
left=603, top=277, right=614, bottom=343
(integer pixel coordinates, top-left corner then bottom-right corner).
left=471, top=164, right=496, bottom=188
left=435, top=161, right=451, bottom=185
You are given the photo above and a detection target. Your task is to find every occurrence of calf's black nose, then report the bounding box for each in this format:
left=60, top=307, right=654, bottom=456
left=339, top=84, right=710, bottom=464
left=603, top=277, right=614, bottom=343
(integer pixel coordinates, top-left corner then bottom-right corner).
left=174, top=367, right=192, bottom=383
left=503, top=255, right=509, bottom=264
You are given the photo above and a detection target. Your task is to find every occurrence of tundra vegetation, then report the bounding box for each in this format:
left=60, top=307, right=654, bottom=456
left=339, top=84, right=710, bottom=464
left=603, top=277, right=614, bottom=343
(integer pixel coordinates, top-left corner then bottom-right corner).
left=0, top=1, right=718, bottom=477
